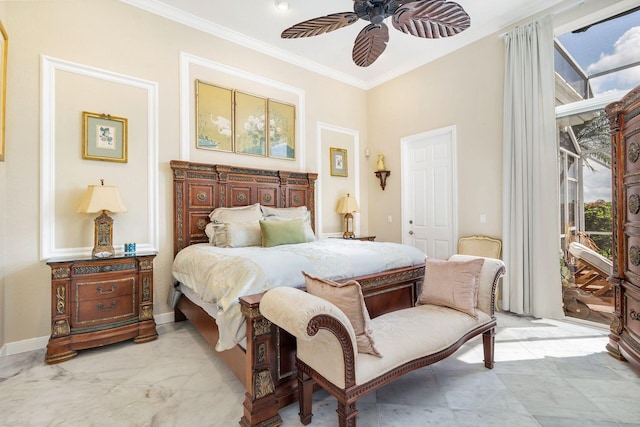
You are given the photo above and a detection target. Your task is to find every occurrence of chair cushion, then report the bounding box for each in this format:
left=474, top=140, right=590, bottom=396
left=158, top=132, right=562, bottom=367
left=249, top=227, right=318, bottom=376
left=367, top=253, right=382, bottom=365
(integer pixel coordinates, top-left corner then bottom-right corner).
left=417, top=258, right=485, bottom=318
left=303, top=272, right=382, bottom=357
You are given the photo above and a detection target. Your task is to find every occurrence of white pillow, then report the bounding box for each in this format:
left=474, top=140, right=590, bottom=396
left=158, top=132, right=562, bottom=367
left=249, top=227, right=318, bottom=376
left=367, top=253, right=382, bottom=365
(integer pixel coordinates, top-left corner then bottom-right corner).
left=209, top=203, right=262, bottom=223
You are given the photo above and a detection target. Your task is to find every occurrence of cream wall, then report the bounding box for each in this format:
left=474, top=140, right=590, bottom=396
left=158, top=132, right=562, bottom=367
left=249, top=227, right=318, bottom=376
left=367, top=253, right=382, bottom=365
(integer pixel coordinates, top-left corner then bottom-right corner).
left=0, top=0, right=6, bottom=351
left=2, top=0, right=367, bottom=345
left=366, top=35, right=504, bottom=244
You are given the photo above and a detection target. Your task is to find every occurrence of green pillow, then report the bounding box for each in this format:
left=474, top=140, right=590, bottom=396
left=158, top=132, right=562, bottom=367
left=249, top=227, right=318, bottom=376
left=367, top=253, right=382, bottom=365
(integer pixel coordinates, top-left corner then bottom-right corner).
left=259, top=219, right=308, bottom=247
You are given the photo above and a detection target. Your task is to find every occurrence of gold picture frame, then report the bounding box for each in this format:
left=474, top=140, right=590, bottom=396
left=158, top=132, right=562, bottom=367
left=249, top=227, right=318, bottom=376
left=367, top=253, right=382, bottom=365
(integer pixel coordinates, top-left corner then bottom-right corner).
left=267, top=99, right=295, bottom=160
left=330, top=147, right=348, bottom=177
left=235, top=91, right=267, bottom=157
left=196, top=80, right=233, bottom=152
left=0, top=21, right=7, bottom=162
left=82, top=112, right=128, bottom=163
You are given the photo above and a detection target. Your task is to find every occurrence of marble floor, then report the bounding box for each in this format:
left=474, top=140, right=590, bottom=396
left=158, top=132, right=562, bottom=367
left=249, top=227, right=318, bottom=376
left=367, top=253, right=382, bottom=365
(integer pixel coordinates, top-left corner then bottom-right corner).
left=1, top=312, right=640, bottom=427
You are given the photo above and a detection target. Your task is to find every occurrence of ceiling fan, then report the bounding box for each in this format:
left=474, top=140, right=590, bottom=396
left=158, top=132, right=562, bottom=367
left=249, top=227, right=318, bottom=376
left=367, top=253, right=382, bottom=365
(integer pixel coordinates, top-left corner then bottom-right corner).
left=281, top=0, right=471, bottom=67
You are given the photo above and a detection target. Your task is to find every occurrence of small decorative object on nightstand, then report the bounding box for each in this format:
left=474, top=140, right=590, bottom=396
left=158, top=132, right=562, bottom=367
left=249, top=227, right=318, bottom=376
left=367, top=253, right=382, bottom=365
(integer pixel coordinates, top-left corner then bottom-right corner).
left=45, top=252, right=157, bottom=364
left=77, top=180, right=127, bottom=258
left=336, top=193, right=359, bottom=239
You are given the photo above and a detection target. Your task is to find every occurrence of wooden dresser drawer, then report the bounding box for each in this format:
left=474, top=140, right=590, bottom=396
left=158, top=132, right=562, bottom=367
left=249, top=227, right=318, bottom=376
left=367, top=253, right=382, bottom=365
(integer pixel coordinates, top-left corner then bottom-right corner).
left=72, top=259, right=138, bottom=276
left=624, top=286, right=640, bottom=340
left=75, top=276, right=135, bottom=301
left=72, top=294, right=137, bottom=328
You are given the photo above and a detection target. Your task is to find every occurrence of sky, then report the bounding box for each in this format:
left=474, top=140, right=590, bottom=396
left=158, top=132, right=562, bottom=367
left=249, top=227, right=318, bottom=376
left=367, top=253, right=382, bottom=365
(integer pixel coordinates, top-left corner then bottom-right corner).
left=557, top=8, right=640, bottom=95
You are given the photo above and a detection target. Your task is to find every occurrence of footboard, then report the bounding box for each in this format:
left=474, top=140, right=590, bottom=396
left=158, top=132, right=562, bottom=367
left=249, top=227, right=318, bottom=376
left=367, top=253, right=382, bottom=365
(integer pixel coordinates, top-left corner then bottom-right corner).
left=237, top=264, right=425, bottom=427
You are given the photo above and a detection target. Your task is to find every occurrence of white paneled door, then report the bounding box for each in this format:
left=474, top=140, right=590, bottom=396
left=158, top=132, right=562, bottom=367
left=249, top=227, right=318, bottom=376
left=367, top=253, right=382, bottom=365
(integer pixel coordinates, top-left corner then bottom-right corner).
left=401, top=126, right=457, bottom=259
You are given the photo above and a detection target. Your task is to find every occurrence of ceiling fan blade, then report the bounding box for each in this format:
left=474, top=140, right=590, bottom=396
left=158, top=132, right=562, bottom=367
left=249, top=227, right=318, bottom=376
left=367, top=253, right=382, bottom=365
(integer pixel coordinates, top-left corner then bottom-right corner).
left=281, top=12, right=359, bottom=38
left=352, top=23, right=390, bottom=67
left=392, top=0, right=470, bottom=38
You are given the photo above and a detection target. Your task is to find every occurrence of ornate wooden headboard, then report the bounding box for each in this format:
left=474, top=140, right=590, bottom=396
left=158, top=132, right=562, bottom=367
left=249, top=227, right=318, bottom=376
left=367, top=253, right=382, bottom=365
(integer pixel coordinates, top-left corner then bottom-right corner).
left=170, top=160, right=318, bottom=256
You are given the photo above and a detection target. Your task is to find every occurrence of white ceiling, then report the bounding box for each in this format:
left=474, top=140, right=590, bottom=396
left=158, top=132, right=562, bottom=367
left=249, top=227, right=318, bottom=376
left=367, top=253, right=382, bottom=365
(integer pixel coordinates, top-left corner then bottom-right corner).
left=123, top=0, right=568, bottom=89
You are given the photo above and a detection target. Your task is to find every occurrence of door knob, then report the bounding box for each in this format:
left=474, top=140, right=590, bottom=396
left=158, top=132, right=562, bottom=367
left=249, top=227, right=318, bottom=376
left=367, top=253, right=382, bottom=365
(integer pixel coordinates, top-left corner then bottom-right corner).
left=409, top=231, right=414, bottom=235
left=409, top=220, right=413, bottom=224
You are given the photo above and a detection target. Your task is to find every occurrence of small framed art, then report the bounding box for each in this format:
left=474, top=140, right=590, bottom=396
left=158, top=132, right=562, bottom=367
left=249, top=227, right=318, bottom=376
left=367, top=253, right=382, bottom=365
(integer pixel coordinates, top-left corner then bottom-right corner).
left=82, top=112, right=128, bottom=163
left=267, top=99, right=295, bottom=160
left=330, top=147, right=348, bottom=177
left=196, top=80, right=233, bottom=152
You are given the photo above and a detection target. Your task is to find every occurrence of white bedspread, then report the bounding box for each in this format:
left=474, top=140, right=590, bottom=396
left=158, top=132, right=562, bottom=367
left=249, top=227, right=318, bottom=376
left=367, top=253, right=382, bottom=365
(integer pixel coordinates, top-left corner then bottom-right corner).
left=172, top=239, right=426, bottom=351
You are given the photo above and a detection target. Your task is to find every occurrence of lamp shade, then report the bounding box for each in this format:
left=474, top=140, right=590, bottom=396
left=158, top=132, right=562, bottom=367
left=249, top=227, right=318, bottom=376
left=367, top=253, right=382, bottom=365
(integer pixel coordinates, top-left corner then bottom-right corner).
left=336, top=193, right=359, bottom=214
left=77, top=184, right=127, bottom=214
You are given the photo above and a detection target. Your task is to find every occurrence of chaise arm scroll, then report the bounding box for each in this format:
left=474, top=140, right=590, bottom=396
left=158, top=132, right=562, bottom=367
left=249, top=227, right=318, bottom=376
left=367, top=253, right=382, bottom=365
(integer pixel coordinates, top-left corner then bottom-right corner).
left=260, top=287, right=358, bottom=388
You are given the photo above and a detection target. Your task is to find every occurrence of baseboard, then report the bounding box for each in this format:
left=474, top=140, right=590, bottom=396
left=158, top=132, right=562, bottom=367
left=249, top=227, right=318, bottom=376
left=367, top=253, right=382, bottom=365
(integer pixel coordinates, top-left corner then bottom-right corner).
left=4, top=335, right=49, bottom=357
left=2, top=311, right=175, bottom=357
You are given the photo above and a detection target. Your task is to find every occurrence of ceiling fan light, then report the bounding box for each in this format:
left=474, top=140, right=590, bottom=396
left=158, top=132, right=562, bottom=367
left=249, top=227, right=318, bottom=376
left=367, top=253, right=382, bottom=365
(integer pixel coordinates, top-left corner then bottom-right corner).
left=275, top=0, right=289, bottom=11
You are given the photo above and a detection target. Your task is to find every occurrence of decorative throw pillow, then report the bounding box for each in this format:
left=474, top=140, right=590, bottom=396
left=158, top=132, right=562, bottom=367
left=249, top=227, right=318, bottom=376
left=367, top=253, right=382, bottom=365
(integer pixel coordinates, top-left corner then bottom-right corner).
left=221, top=222, right=262, bottom=247
left=417, top=258, right=485, bottom=319
left=303, top=271, right=382, bottom=357
left=261, top=206, right=316, bottom=242
left=259, top=219, right=308, bottom=247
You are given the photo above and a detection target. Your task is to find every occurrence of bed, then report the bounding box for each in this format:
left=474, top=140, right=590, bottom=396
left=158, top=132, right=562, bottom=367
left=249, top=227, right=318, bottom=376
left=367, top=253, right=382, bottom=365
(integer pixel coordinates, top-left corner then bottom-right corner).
left=170, top=160, right=426, bottom=427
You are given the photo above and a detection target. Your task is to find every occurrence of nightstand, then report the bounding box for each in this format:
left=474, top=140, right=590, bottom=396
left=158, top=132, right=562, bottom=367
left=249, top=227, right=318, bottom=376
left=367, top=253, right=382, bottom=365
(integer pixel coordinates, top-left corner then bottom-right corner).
left=45, top=253, right=158, bottom=364
left=332, top=236, right=376, bottom=241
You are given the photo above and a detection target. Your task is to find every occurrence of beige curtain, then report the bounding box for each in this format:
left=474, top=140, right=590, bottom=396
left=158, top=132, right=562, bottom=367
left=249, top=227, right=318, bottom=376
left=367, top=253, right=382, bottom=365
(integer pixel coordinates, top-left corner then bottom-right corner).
left=502, top=15, right=564, bottom=318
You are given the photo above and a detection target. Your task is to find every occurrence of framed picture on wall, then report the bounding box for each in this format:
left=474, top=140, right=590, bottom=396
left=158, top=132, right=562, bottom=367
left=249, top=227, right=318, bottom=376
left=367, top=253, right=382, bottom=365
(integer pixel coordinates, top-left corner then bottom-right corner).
left=330, top=147, right=348, bottom=177
left=82, top=112, right=128, bottom=163
left=235, top=91, right=267, bottom=157
left=195, top=80, right=233, bottom=152
left=0, top=20, right=7, bottom=162
left=267, top=99, right=295, bottom=160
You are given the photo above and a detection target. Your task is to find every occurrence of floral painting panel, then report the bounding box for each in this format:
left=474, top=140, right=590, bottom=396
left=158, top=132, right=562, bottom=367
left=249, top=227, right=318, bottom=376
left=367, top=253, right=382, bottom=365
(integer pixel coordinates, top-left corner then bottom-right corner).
left=268, top=100, right=295, bottom=160
left=196, top=80, right=233, bottom=152
left=235, top=91, right=266, bottom=157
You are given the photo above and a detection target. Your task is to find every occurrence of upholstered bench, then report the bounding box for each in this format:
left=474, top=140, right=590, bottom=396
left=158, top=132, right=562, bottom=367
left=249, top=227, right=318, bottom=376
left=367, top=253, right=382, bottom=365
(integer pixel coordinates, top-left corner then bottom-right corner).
left=260, top=255, right=506, bottom=427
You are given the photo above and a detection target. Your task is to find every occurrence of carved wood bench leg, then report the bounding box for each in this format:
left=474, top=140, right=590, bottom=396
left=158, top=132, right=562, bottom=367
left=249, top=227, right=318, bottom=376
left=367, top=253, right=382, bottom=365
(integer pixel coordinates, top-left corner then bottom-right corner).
left=298, top=369, right=313, bottom=425
left=483, top=327, right=495, bottom=369
left=336, top=401, right=358, bottom=427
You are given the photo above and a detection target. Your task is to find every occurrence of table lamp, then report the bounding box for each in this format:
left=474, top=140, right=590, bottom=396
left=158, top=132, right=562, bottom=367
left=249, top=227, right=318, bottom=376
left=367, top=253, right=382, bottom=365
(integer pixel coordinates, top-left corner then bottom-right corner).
left=336, top=193, right=359, bottom=239
left=77, top=180, right=127, bottom=258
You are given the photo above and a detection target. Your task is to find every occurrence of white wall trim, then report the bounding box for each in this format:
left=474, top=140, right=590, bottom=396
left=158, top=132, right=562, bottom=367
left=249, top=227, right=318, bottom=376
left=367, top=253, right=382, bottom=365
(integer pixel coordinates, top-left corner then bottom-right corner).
left=121, top=0, right=368, bottom=90
left=1, top=312, right=174, bottom=357
left=316, top=122, right=360, bottom=237
left=178, top=51, right=306, bottom=171
left=39, top=55, right=159, bottom=260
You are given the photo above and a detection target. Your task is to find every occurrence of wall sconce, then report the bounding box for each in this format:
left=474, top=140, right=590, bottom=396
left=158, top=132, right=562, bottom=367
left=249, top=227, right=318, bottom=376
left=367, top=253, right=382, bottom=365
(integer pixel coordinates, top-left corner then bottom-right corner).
left=77, top=179, right=127, bottom=258
left=375, top=153, right=390, bottom=190
left=336, top=193, right=360, bottom=239
left=375, top=170, right=390, bottom=190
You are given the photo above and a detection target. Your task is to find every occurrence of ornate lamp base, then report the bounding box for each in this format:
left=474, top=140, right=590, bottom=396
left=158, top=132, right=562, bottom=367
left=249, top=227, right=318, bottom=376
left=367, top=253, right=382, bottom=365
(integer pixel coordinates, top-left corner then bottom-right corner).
left=343, top=213, right=355, bottom=239
left=92, top=210, right=115, bottom=258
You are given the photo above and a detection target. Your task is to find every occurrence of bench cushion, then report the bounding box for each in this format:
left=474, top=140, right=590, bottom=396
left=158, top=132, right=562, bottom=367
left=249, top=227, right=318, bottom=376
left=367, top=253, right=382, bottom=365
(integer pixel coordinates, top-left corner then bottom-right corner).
left=356, top=305, right=490, bottom=384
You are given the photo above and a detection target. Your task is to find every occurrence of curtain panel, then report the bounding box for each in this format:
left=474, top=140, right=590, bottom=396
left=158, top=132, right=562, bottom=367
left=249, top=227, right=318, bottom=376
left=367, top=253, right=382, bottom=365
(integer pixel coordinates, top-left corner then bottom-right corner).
left=502, top=15, right=564, bottom=319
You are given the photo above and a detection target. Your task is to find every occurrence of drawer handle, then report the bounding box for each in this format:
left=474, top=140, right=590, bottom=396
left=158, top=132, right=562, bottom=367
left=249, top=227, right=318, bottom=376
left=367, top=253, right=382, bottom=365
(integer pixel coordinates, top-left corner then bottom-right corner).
left=97, top=301, right=117, bottom=312
left=102, top=265, right=112, bottom=272
left=631, top=309, right=640, bottom=321
left=97, top=285, right=117, bottom=295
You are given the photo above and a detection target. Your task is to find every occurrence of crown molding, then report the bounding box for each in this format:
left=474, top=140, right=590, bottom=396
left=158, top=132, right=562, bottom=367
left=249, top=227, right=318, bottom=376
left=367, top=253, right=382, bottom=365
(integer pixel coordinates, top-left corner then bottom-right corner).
left=120, top=0, right=369, bottom=90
